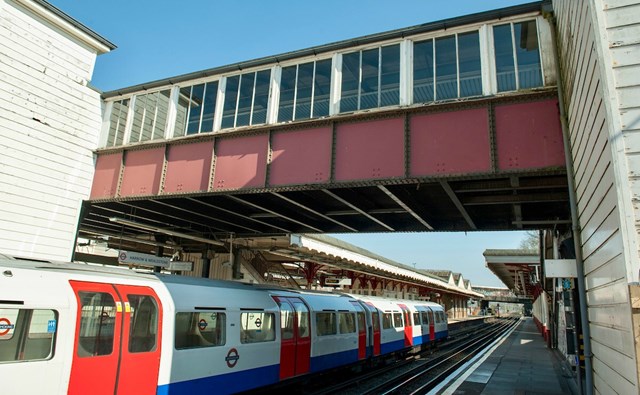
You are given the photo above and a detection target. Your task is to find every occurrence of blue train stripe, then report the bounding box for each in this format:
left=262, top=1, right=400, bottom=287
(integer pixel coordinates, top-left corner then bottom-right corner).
left=310, top=348, right=359, bottom=372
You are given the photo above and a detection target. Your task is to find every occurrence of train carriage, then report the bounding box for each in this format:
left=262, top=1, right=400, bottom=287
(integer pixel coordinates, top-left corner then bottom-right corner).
left=0, top=257, right=449, bottom=394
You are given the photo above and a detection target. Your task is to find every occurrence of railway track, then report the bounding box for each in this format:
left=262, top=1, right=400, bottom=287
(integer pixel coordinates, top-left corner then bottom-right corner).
left=309, top=316, right=520, bottom=395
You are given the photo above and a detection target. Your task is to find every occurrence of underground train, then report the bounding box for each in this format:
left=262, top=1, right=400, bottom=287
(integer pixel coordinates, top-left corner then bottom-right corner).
left=0, top=256, right=448, bottom=394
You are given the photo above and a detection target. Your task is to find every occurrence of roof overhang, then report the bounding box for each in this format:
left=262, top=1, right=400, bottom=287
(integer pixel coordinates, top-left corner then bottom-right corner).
left=484, top=249, right=539, bottom=297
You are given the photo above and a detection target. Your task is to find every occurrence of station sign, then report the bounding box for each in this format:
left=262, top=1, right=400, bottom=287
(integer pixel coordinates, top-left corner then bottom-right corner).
left=117, top=250, right=192, bottom=271
left=545, top=259, right=577, bottom=278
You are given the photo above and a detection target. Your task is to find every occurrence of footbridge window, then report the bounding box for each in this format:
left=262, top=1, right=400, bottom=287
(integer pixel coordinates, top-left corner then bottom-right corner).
left=175, top=81, right=219, bottom=137
left=129, top=90, right=172, bottom=143
left=340, top=44, right=400, bottom=112
left=493, top=20, right=542, bottom=92
left=278, top=58, right=332, bottom=122
left=222, top=69, right=272, bottom=129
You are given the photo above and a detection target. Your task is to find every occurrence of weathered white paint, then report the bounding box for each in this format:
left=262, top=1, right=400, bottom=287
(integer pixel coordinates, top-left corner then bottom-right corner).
left=0, top=0, right=110, bottom=261
left=554, top=0, right=640, bottom=392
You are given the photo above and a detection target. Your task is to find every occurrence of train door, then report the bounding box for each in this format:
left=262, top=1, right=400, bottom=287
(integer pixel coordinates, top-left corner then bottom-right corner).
left=365, top=302, right=381, bottom=356
left=68, top=281, right=162, bottom=395
left=350, top=302, right=367, bottom=360
left=427, top=308, right=435, bottom=341
left=274, top=296, right=310, bottom=380
left=398, top=304, right=412, bottom=347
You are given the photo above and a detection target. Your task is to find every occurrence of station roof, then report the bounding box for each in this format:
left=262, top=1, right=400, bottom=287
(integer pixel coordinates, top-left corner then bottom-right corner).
left=233, top=233, right=484, bottom=298
left=483, top=249, right=539, bottom=297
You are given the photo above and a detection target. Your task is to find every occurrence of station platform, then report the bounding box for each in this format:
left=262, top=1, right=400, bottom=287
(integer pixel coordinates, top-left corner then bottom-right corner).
left=437, top=317, right=577, bottom=395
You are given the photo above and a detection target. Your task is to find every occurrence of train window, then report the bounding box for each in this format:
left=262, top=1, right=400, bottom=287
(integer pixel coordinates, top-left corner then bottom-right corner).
left=127, top=295, right=158, bottom=353
left=421, top=311, right=430, bottom=325
left=338, top=312, right=356, bottom=334
left=393, top=312, right=403, bottom=328
left=0, top=308, right=57, bottom=363
left=382, top=313, right=392, bottom=329
left=357, top=312, right=366, bottom=334
left=371, top=311, right=380, bottom=331
left=77, top=292, right=116, bottom=357
left=413, top=312, right=421, bottom=325
left=294, top=302, right=310, bottom=338
left=174, top=312, right=226, bottom=349
left=280, top=304, right=294, bottom=340
left=240, top=312, right=275, bottom=344
left=316, top=312, right=337, bottom=336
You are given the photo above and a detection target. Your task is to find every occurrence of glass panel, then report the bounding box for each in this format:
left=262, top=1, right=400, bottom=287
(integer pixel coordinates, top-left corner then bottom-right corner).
left=380, top=44, right=400, bottom=107
left=77, top=292, right=116, bottom=357
left=174, top=87, right=190, bottom=137
left=413, top=40, right=434, bottom=103
left=141, top=92, right=158, bottom=141
left=340, top=52, right=360, bottom=113
left=357, top=312, right=366, bottom=333
left=493, top=24, right=516, bottom=92
left=372, top=312, right=380, bottom=331
left=153, top=90, right=171, bottom=140
left=200, top=81, right=218, bottom=133
left=339, top=312, right=356, bottom=334
left=240, top=312, right=275, bottom=343
left=0, top=309, right=58, bottom=363
left=316, top=312, right=336, bottom=336
left=127, top=295, right=158, bottom=353
left=295, top=62, right=314, bottom=120
left=278, top=65, right=297, bottom=122
left=393, top=312, right=403, bottom=328
left=294, top=302, right=310, bottom=338
left=313, top=59, right=332, bottom=118
left=360, top=48, right=379, bottom=110
left=280, top=303, right=294, bottom=340
left=222, top=75, right=240, bottom=129
left=236, top=73, right=255, bottom=127
left=252, top=70, right=271, bottom=125
left=129, top=94, right=144, bottom=143
left=413, top=312, right=421, bottom=325
left=458, top=31, right=482, bottom=97
left=514, top=20, right=542, bottom=89
left=421, top=311, right=429, bottom=324
left=187, top=84, right=205, bottom=135
left=174, top=312, right=225, bottom=349
left=107, top=99, right=129, bottom=147
left=382, top=312, right=392, bottom=329
left=435, top=35, right=458, bottom=100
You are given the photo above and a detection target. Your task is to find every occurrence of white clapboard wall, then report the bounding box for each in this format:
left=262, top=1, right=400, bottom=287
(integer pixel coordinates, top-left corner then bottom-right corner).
left=554, top=0, right=640, bottom=393
left=0, top=0, right=109, bottom=261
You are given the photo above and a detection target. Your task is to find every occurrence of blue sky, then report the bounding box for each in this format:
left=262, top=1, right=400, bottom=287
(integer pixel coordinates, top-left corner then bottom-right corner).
left=50, top=0, right=536, bottom=287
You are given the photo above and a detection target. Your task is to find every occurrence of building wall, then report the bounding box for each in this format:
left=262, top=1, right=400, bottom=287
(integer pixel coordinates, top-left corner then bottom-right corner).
left=553, top=0, right=640, bottom=392
left=0, top=0, right=104, bottom=260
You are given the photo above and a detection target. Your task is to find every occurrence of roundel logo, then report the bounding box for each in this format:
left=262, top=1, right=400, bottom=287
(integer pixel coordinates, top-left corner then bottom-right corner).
left=225, top=348, right=240, bottom=368
left=119, top=251, right=128, bottom=261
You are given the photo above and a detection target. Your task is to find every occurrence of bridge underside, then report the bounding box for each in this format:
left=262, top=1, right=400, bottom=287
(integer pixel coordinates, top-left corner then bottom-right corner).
left=80, top=91, right=570, bottom=254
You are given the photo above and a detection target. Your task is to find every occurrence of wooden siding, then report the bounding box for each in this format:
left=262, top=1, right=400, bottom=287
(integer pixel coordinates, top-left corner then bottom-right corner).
left=0, top=1, right=102, bottom=261
left=554, top=0, right=639, bottom=392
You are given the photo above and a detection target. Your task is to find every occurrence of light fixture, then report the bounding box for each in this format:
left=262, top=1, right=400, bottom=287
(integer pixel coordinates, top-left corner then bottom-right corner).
left=109, top=217, right=224, bottom=246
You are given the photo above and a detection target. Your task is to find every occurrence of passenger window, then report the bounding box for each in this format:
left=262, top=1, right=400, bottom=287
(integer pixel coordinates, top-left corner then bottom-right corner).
left=421, top=311, right=430, bottom=325
left=382, top=312, right=392, bottom=329
left=393, top=312, right=403, bottom=328
left=413, top=312, right=421, bottom=325
left=174, top=312, right=226, bottom=349
left=240, top=312, right=275, bottom=344
left=294, top=302, right=310, bottom=338
left=77, top=292, right=116, bottom=357
left=0, top=308, right=57, bottom=363
left=339, top=312, right=356, bottom=334
left=280, top=304, right=294, bottom=340
left=316, top=312, right=337, bottom=336
left=127, top=295, right=158, bottom=353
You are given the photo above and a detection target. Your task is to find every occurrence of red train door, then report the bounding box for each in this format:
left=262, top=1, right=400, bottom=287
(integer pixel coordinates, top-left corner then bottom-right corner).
left=68, top=281, right=162, bottom=395
left=365, top=302, right=381, bottom=356
left=274, top=297, right=310, bottom=380
left=427, top=308, right=435, bottom=341
left=398, top=304, right=412, bottom=347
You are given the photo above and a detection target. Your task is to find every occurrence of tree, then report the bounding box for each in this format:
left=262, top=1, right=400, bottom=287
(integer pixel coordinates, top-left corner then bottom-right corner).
left=519, top=230, right=539, bottom=250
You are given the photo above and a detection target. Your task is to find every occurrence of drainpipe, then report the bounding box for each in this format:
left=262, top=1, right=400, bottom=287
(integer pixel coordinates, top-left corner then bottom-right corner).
left=547, top=11, right=593, bottom=395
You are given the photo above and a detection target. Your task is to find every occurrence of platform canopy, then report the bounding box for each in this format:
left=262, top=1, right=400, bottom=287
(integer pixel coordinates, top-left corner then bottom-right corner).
left=483, top=249, right=539, bottom=298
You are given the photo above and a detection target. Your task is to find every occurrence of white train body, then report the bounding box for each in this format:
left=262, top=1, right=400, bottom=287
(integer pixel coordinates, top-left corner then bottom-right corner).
left=0, top=258, right=447, bottom=394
